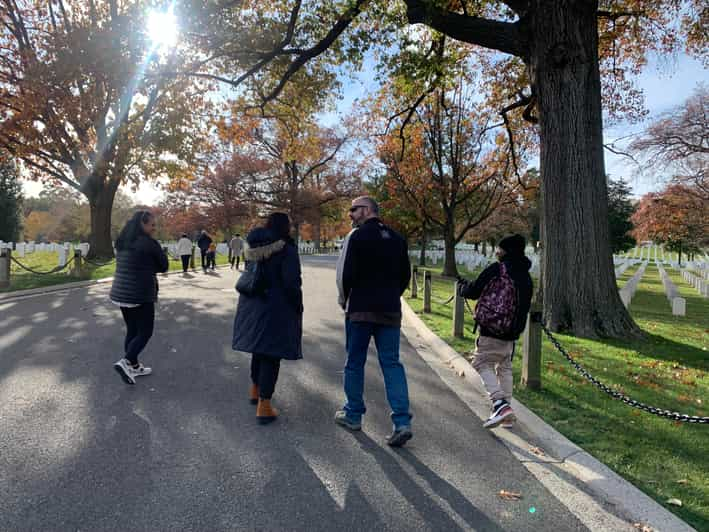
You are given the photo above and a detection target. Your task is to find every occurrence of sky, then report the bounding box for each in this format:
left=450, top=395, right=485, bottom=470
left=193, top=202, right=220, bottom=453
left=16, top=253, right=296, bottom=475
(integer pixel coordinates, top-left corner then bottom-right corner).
left=20, top=48, right=707, bottom=205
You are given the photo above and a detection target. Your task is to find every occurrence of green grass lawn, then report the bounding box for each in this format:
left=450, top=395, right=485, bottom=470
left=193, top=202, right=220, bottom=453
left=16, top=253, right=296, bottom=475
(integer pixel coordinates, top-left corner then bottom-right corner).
left=406, top=262, right=708, bottom=530
left=2, top=251, right=231, bottom=293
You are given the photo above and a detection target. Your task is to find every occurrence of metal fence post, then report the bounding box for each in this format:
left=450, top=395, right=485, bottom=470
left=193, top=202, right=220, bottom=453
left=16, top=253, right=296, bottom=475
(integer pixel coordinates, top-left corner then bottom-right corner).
left=522, top=302, right=543, bottom=390
left=411, top=265, right=418, bottom=298
left=190, top=246, right=196, bottom=270
left=453, top=280, right=465, bottom=337
left=0, top=248, right=10, bottom=289
left=162, top=247, right=170, bottom=277
left=71, top=249, right=83, bottom=278
left=423, top=271, right=432, bottom=313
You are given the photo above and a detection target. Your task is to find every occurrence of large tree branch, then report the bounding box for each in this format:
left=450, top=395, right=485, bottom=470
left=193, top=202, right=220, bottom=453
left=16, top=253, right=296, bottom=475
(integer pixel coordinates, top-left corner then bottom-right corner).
left=404, top=1, right=525, bottom=58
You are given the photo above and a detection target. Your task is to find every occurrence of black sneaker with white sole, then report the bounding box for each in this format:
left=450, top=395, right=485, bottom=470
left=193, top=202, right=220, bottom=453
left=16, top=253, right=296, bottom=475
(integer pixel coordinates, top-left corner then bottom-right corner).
left=113, top=358, right=136, bottom=385
left=483, top=399, right=514, bottom=428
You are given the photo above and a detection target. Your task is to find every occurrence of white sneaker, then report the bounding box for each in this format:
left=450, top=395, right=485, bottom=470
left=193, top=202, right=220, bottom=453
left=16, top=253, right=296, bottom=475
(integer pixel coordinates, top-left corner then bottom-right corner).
left=113, top=358, right=136, bottom=385
left=131, top=363, right=152, bottom=377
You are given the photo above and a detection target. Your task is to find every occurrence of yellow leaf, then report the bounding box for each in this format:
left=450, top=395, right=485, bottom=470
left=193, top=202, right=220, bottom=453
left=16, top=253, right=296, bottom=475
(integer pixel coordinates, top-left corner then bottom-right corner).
left=498, top=490, right=522, bottom=501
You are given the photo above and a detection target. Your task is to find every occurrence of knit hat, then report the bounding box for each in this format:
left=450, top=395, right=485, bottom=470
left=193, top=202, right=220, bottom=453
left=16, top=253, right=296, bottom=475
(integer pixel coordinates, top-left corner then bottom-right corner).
left=498, top=234, right=526, bottom=257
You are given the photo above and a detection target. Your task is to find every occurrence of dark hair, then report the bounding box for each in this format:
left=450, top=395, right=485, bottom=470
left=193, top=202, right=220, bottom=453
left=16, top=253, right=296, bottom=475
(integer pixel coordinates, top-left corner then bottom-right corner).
left=115, top=210, right=153, bottom=251
left=265, top=212, right=293, bottom=244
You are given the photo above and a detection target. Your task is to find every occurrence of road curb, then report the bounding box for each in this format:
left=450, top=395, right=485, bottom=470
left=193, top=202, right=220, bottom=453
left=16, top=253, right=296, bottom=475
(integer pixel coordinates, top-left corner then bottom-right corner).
left=400, top=298, right=695, bottom=532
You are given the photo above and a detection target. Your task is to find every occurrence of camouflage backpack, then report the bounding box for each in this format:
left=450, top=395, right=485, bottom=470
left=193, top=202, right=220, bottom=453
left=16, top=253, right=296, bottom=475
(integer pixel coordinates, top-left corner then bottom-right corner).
left=474, top=263, right=517, bottom=336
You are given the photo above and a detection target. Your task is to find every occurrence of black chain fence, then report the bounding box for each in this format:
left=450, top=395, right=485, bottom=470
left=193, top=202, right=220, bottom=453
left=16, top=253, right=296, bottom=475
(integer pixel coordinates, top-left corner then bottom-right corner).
left=83, top=257, right=116, bottom=267
left=10, top=255, right=75, bottom=275
left=540, top=323, right=708, bottom=424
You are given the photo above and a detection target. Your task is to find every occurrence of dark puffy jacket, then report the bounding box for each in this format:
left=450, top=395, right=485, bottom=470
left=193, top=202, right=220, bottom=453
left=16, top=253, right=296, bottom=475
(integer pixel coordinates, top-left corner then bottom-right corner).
left=232, top=228, right=303, bottom=360
left=460, top=256, right=533, bottom=341
left=109, top=235, right=169, bottom=304
left=197, top=233, right=212, bottom=252
left=342, top=218, right=411, bottom=315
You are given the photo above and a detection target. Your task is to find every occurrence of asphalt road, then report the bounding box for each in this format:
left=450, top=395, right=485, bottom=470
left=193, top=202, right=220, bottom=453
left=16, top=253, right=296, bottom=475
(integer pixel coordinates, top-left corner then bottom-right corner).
left=0, top=256, right=588, bottom=531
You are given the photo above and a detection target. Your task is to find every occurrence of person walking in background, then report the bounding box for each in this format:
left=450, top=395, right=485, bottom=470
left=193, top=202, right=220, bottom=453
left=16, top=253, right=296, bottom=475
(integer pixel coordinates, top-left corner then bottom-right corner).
left=335, top=196, right=413, bottom=447
left=176, top=233, right=193, bottom=273
left=197, top=230, right=212, bottom=273
left=109, top=210, right=169, bottom=385
left=232, top=213, right=303, bottom=424
left=458, top=234, right=533, bottom=429
left=229, top=233, right=244, bottom=270
left=206, top=242, right=217, bottom=270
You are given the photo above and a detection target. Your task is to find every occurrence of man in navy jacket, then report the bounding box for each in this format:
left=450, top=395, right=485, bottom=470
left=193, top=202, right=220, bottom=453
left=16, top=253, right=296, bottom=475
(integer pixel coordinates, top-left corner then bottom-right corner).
left=335, top=196, right=413, bottom=447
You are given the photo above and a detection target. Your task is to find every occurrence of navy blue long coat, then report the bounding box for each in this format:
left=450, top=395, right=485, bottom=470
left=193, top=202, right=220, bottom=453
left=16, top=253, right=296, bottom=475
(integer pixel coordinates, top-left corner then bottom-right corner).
left=232, top=228, right=303, bottom=360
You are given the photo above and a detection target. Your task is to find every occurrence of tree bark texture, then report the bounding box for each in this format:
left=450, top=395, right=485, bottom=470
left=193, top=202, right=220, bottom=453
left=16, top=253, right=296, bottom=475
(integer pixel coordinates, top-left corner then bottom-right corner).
left=86, top=180, right=119, bottom=259
left=442, top=223, right=458, bottom=277
left=529, top=0, right=640, bottom=337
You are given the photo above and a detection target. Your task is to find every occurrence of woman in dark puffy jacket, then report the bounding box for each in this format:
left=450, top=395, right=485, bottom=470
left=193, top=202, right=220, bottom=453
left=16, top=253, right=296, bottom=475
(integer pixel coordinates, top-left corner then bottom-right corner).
left=109, top=210, right=169, bottom=384
left=232, top=212, right=303, bottom=424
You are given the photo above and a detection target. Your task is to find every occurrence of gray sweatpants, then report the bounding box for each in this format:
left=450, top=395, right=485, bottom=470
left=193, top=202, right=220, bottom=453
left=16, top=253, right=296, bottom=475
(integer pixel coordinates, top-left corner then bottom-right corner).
left=472, top=335, right=514, bottom=403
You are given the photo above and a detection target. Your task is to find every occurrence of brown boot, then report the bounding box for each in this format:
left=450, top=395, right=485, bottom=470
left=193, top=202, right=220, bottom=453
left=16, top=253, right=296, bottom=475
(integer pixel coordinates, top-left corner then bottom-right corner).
left=249, top=384, right=259, bottom=405
left=256, top=398, right=278, bottom=424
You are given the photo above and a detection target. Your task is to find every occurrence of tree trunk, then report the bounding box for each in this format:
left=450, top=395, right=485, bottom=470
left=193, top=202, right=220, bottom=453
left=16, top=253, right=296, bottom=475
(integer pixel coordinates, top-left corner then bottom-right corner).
left=442, top=223, right=458, bottom=277
left=313, top=214, right=321, bottom=252
left=530, top=0, right=640, bottom=338
left=678, top=242, right=682, bottom=267
left=85, top=180, right=119, bottom=259
left=419, top=228, right=427, bottom=266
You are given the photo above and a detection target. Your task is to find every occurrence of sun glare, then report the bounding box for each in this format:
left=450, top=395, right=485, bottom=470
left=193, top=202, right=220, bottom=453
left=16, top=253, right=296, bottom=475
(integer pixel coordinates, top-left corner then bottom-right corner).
left=147, top=8, right=178, bottom=48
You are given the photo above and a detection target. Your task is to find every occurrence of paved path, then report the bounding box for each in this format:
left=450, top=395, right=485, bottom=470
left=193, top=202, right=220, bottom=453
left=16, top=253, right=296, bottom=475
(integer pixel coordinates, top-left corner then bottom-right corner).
left=1, top=257, right=590, bottom=531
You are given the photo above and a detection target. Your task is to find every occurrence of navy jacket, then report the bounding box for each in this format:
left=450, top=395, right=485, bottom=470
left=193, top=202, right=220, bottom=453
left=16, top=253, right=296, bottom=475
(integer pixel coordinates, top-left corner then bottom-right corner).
left=109, top=235, right=169, bottom=304
left=197, top=233, right=212, bottom=252
left=232, top=228, right=303, bottom=360
left=342, top=218, right=411, bottom=317
left=460, top=256, right=533, bottom=341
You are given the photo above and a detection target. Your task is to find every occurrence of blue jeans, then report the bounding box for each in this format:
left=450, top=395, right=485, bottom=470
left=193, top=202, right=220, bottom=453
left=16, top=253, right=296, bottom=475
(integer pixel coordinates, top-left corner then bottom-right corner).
left=343, top=320, right=412, bottom=429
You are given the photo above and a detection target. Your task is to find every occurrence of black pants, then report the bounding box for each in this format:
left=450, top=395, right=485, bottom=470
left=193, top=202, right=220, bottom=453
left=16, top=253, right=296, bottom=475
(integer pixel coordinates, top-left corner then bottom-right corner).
left=207, top=253, right=216, bottom=269
left=200, top=250, right=208, bottom=270
left=180, top=255, right=190, bottom=272
left=250, top=353, right=281, bottom=399
left=120, top=303, right=155, bottom=365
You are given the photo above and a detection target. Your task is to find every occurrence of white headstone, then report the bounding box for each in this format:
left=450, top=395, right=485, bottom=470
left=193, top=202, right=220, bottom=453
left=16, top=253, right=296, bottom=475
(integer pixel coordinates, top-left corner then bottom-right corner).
left=671, top=297, right=686, bottom=316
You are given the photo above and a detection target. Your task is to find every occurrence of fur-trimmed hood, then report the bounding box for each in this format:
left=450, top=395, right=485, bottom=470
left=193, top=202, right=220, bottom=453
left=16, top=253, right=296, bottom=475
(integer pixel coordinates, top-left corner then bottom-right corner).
left=243, top=239, right=286, bottom=261
left=243, top=227, right=286, bottom=262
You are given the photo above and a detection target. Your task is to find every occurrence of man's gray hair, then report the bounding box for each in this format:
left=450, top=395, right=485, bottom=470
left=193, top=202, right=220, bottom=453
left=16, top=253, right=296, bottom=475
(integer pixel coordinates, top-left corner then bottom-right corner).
left=355, top=195, right=379, bottom=215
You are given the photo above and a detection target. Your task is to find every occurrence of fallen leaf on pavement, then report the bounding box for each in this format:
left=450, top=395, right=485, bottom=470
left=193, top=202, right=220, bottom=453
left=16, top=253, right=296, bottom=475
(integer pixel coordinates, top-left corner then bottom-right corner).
left=498, top=490, right=522, bottom=501
left=457, top=370, right=465, bottom=377
left=666, top=498, right=682, bottom=507
left=633, top=523, right=654, bottom=532
left=529, top=447, right=546, bottom=457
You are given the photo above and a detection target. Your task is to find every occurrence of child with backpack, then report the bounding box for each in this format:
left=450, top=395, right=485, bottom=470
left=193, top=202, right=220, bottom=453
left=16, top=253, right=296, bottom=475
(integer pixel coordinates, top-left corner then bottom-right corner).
left=458, top=234, right=533, bottom=428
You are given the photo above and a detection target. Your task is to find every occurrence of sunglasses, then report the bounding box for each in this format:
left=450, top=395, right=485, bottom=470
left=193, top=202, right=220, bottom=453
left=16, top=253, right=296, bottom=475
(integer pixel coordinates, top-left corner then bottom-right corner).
left=349, top=205, right=367, bottom=213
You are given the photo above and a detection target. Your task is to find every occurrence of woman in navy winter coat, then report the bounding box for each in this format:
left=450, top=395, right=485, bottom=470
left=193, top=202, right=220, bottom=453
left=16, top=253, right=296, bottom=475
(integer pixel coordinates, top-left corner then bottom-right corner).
left=109, top=210, right=169, bottom=385
left=232, top=212, right=303, bottom=424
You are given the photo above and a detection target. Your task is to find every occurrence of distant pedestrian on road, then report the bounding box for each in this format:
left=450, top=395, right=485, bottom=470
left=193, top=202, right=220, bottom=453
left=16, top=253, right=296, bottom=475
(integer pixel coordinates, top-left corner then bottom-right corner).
left=335, top=196, right=413, bottom=447
left=176, top=233, right=193, bottom=273
left=197, top=230, right=212, bottom=273
left=458, top=234, right=533, bottom=428
left=229, top=233, right=244, bottom=270
left=232, top=212, right=303, bottom=424
left=109, top=210, right=169, bottom=385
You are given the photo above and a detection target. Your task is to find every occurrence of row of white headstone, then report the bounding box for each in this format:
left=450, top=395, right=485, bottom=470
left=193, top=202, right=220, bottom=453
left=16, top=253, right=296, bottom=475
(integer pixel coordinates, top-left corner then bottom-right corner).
left=657, top=263, right=686, bottom=316
left=0, top=241, right=90, bottom=267
left=618, top=261, right=647, bottom=308
left=681, top=269, right=709, bottom=297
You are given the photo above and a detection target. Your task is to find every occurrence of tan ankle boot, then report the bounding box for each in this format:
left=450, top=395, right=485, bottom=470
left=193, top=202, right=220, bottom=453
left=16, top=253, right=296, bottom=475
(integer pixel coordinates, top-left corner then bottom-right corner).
left=249, top=384, right=259, bottom=405
left=256, top=398, right=278, bottom=424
